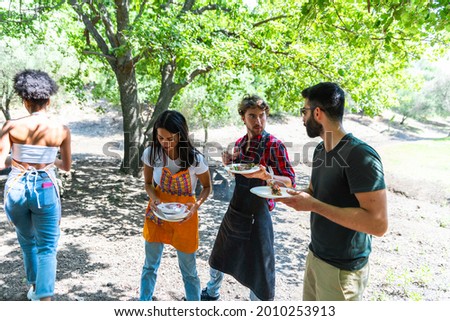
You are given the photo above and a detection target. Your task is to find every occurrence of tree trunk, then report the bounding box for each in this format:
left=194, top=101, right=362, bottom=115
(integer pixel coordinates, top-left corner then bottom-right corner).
left=204, top=126, right=208, bottom=145
left=1, top=89, right=12, bottom=120
left=0, top=105, right=11, bottom=121
left=144, top=61, right=182, bottom=142
left=400, top=115, right=407, bottom=125
left=114, top=60, right=142, bottom=177
left=202, top=118, right=209, bottom=145
left=69, top=0, right=145, bottom=177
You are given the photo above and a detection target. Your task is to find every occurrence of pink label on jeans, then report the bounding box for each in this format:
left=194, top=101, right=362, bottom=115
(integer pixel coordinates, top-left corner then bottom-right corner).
left=42, top=182, right=53, bottom=188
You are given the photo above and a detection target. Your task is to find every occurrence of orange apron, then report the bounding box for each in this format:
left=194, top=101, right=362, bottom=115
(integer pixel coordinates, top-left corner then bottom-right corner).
left=142, top=167, right=198, bottom=254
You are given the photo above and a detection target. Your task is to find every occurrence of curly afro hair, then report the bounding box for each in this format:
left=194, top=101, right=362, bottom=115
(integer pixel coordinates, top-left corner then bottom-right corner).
left=13, top=69, right=58, bottom=100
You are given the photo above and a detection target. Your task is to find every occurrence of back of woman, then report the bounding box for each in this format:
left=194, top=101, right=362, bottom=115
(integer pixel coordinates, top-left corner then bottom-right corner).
left=8, top=115, right=68, bottom=147
left=0, top=69, right=71, bottom=301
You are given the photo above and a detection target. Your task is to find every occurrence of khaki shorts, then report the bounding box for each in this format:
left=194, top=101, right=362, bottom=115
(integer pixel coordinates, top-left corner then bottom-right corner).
left=303, top=250, right=369, bottom=301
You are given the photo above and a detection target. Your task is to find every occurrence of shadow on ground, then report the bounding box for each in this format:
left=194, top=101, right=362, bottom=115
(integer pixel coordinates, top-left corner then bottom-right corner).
left=1, top=156, right=310, bottom=300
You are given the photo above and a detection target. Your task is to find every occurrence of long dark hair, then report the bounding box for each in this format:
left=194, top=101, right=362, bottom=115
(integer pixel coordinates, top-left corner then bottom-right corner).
left=149, top=110, right=200, bottom=170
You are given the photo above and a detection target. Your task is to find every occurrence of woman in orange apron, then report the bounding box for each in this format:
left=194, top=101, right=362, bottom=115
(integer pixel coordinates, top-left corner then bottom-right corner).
left=139, top=110, right=211, bottom=301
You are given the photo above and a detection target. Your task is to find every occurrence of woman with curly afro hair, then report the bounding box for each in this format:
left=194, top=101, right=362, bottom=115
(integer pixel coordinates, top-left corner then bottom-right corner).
left=0, top=69, right=71, bottom=301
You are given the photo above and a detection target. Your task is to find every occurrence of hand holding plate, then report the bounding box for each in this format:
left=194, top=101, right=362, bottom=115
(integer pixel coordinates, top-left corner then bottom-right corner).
left=222, top=146, right=239, bottom=165
left=149, top=198, right=161, bottom=213
left=241, top=164, right=267, bottom=180
left=277, top=190, right=314, bottom=212
left=179, top=202, right=198, bottom=223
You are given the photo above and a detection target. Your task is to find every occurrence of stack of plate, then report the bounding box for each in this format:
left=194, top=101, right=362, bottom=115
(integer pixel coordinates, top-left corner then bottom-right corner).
left=154, top=203, right=189, bottom=222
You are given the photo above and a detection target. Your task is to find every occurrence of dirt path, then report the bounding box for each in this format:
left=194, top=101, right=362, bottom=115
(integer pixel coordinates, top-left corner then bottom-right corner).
left=1, top=107, right=449, bottom=301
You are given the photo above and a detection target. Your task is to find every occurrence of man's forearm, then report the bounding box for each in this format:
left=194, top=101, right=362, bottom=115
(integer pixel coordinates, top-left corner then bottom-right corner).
left=311, top=199, right=387, bottom=237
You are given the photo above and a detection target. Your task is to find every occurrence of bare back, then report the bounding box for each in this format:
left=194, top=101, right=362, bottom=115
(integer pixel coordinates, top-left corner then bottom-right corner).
left=0, top=114, right=71, bottom=171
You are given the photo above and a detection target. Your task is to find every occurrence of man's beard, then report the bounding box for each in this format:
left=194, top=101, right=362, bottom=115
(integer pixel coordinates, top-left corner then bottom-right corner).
left=247, top=124, right=264, bottom=137
left=305, top=116, right=323, bottom=138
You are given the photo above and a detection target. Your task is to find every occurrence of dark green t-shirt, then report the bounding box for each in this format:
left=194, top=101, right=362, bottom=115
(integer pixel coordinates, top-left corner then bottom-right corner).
left=309, top=133, right=385, bottom=271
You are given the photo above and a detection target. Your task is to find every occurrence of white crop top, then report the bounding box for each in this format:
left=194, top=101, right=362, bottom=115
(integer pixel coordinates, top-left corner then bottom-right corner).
left=12, top=144, right=58, bottom=164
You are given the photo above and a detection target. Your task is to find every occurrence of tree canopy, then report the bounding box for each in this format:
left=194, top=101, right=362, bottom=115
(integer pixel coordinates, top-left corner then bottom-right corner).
left=1, top=0, right=449, bottom=175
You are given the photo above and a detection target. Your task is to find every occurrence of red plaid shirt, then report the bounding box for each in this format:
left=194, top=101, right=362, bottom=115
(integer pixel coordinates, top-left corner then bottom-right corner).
left=235, top=131, right=296, bottom=211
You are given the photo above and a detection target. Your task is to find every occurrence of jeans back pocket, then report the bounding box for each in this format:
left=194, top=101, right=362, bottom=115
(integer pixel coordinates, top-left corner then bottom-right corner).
left=37, top=181, right=58, bottom=208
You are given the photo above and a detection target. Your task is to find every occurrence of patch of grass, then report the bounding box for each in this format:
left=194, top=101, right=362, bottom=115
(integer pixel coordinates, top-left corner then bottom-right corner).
left=379, top=138, right=450, bottom=194
left=379, top=266, right=433, bottom=301
left=438, top=218, right=449, bottom=228
left=369, top=291, right=389, bottom=301
left=408, top=291, right=423, bottom=301
left=433, top=136, right=450, bottom=142
left=414, top=266, right=433, bottom=286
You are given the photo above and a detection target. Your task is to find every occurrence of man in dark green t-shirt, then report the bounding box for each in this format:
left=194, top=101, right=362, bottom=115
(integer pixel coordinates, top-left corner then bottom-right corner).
left=279, top=82, right=388, bottom=301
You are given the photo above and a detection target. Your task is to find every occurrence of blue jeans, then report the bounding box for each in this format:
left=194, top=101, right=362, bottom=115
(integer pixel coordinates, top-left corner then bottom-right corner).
left=4, top=169, right=60, bottom=299
left=140, top=241, right=201, bottom=301
left=205, top=267, right=224, bottom=297
left=206, top=267, right=262, bottom=300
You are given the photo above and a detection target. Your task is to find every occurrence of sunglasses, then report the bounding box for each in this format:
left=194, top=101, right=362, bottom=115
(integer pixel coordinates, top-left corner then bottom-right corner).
left=300, top=107, right=313, bottom=116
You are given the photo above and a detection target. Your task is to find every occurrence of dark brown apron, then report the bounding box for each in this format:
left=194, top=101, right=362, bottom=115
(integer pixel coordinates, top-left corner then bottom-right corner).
left=209, top=131, right=275, bottom=300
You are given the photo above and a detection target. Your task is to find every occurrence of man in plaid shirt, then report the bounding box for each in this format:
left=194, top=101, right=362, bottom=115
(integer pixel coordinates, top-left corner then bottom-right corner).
left=203, top=95, right=296, bottom=301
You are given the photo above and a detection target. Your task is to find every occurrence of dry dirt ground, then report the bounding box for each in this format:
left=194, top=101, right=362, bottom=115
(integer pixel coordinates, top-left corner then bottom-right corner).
left=0, top=106, right=449, bottom=301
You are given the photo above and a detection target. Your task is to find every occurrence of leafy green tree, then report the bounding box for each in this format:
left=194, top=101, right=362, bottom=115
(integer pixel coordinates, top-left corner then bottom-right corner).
left=177, top=70, right=240, bottom=143
left=2, top=0, right=449, bottom=176
left=424, top=68, right=450, bottom=117
left=65, top=0, right=245, bottom=176
left=394, top=56, right=450, bottom=123
left=0, top=33, right=82, bottom=120
left=244, top=0, right=449, bottom=115
left=0, top=41, right=16, bottom=120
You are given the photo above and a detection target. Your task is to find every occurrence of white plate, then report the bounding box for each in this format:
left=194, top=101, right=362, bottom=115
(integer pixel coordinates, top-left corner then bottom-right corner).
left=157, top=202, right=187, bottom=214
left=224, top=163, right=260, bottom=174
left=250, top=186, right=294, bottom=199
left=153, top=209, right=189, bottom=222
